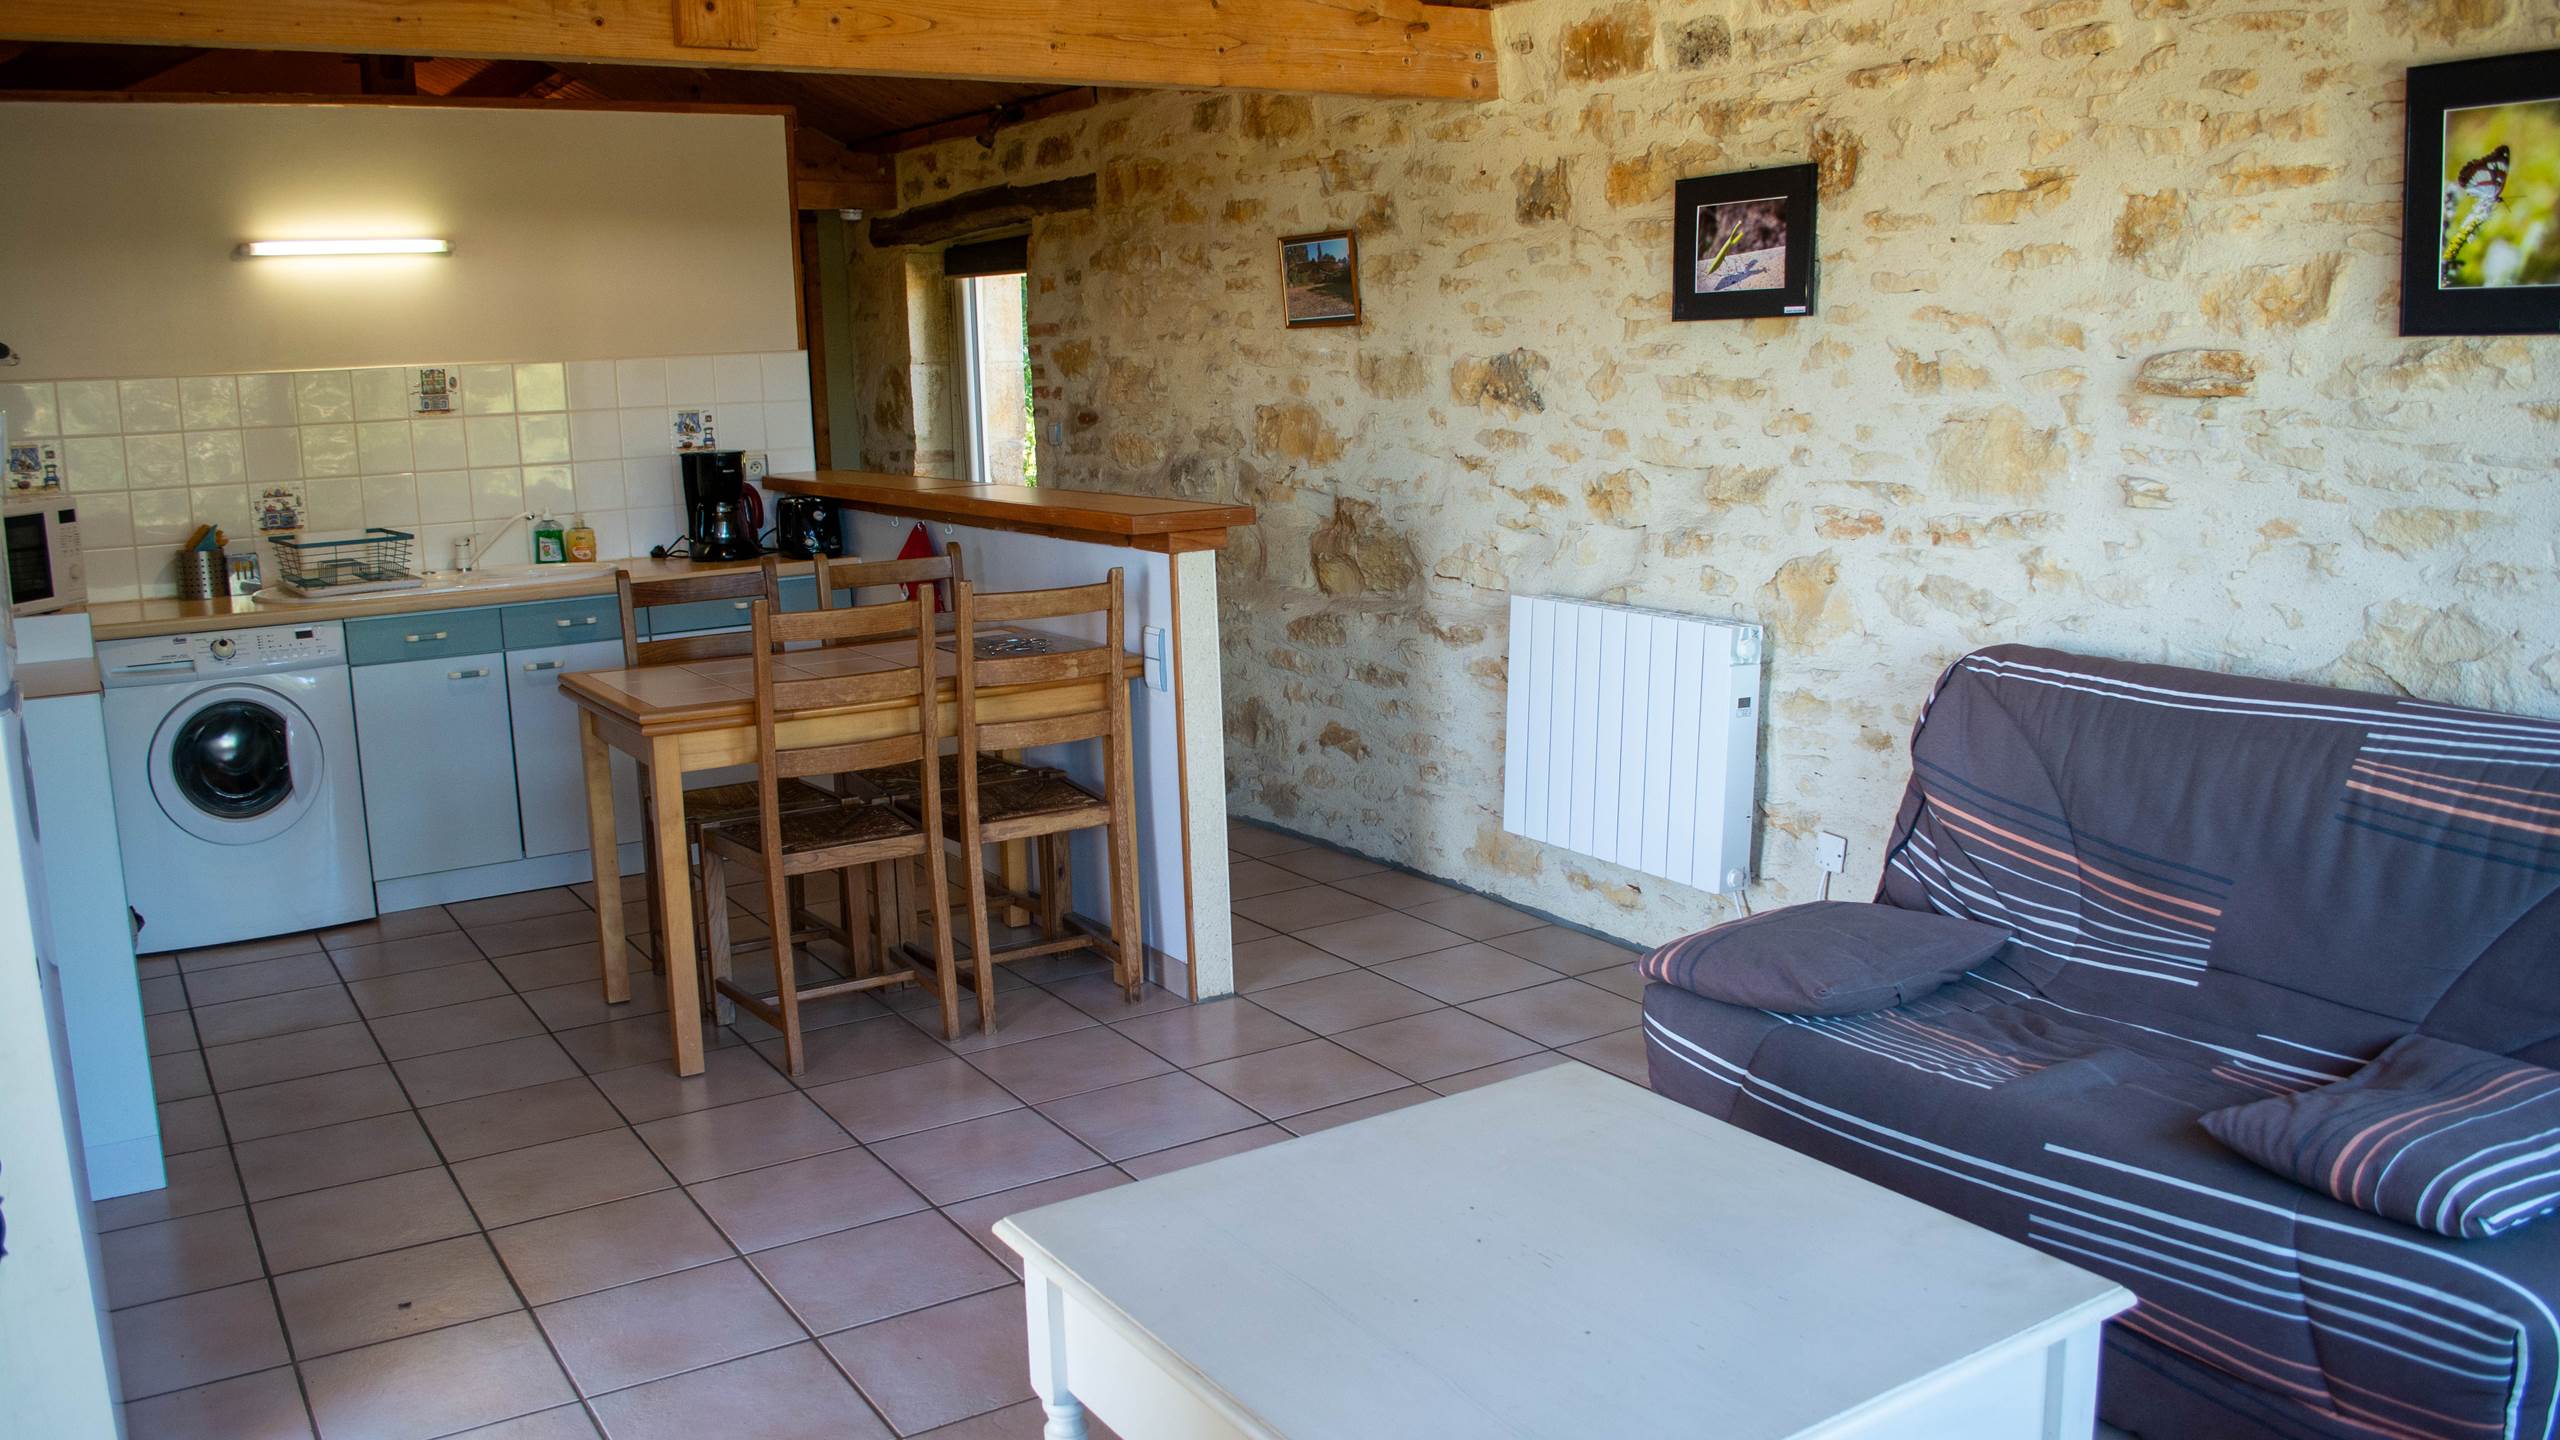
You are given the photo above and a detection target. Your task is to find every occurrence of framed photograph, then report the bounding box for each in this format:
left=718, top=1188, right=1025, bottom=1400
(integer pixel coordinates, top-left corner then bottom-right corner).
left=1672, top=163, right=1819, bottom=321
left=1280, top=230, right=1362, bottom=327
left=2403, top=48, right=2560, bottom=336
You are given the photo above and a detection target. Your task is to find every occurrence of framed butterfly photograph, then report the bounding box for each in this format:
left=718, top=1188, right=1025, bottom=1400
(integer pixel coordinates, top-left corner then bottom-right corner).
left=2402, top=49, right=2560, bottom=335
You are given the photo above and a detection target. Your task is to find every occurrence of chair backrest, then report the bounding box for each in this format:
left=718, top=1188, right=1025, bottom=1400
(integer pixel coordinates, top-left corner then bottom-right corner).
left=814, top=542, right=965, bottom=616
left=743, top=588, right=946, bottom=845
left=949, top=572, right=1126, bottom=762
left=616, top=558, right=783, bottom=667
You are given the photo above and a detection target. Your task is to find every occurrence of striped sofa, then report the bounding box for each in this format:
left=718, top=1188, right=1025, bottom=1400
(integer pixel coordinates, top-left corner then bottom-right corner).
left=1642, top=645, right=2560, bottom=1440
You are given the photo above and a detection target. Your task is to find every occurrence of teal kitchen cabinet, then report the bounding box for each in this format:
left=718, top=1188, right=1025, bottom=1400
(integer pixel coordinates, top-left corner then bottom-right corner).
left=508, top=635, right=644, bottom=858
left=351, top=649, right=525, bottom=880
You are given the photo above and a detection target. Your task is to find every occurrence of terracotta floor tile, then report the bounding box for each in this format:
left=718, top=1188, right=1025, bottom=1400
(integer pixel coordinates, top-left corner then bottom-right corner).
left=1425, top=1050, right=1574, bottom=1096
left=329, top=930, right=486, bottom=983
left=370, top=995, right=549, bottom=1060
left=1041, top=973, right=1191, bottom=1024
left=447, top=1404, right=600, bottom=1438
left=1293, top=911, right=1471, bottom=966
left=275, top=1234, right=521, bottom=1359
left=145, top=1010, right=197, bottom=1056
left=319, top=905, right=458, bottom=950
left=1230, top=885, right=1385, bottom=932
left=192, top=986, right=361, bottom=1047
left=300, top=1311, right=574, bottom=1440
left=150, top=1048, right=212, bottom=1102
left=585, top=1341, right=892, bottom=1440
left=1262, top=846, right=1386, bottom=883
left=111, top=1279, right=289, bottom=1400
left=534, top=1258, right=801, bottom=1396
left=1036, top=1072, right=1261, bottom=1162
left=686, top=1146, right=927, bottom=1253
left=519, top=971, right=670, bottom=1032
left=1462, top=978, right=1643, bottom=1047
left=1191, top=1038, right=1407, bottom=1120
left=750, top=1208, right=1013, bottom=1335
left=871, top=1108, right=1105, bottom=1205
left=447, top=887, right=586, bottom=928
left=1244, top=970, right=1439, bottom=1035
left=157, top=1094, right=228, bottom=1156
left=204, top=1021, right=383, bottom=1093
left=1562, top=1025, right=1652, bottom=1083
left=1330, top=869, right=1467, bottom=910
left=183, top=951, right=342, bottom=1008
left=233, top=1111, right=439, bottom=1201
left=489, top=941, right=619, bottom=993
left=1330, top=1008, right=1545, bottom=1083
left=253, top=1168, right=480, bottom=1274
left=1404, top=892, right=1548, bottom=939
left=1227, top=914, right=1278, bottom=944
left=396, top=1034, right=582, bottom=1108
left=1280, top=1085, right=1438, bottom=1135
left=141, top=972, right=191, bottom=1015
left=1225, top=858, right=1312, bottom=899
left=823, top=1286, right=1033, bottom=1435
left=1113, top=1124, right=1292, bottom=1182
left=469, top=910, right=605, bottom=958
left=762, top=1013, right=954, bottom=1086
left=122, top=1365, right=313, bottom=1440
left=1369, top=943, right=1564, bottom=1004
left=95, top=1148, right=241, bottom=1232
left=346, top=959, right=511, bottom=1018
left=219, top=1065, right=412, bottom=1143
left=591, top=1043, right=791, bottom=1124
left=807, top=1057, right=1021, bottom=1143
left=1228, top=935, right=1353, bottom=992
left=452, top=1128, right=675, bottom=1228
left=914, top=1399, right=1125, bottom=1440
left=1225, top=821, right=1306, bottom=858
left=1484, top=923, right=1643, bottom=976
left=100, top=1206, right=264, bottom=1309
left=173, top=931, right=326, bottom=972
left=914, top=989, right=1099, bottom=1057
left=1578, top=961, right=1649, bottom=1000
left=489, top=1188, right=734, bottom=1306
left=1108, top=997, right=1313, bottom=1068
left=556, top=1013, right=740, bottom=1075
left=936, top=1169, right=1131, bottom=1276
left=633, top=1090, right=855, bottom=1183
left=964, top=1026, right=1171, bottom=1105
left=419, top=1076, right=623, bottom=1162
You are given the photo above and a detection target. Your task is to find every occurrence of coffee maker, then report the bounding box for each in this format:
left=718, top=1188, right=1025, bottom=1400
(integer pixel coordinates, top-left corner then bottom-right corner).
left=772, top=496, right=844, bottom=560
left=680, top=451, right=760, bottom=561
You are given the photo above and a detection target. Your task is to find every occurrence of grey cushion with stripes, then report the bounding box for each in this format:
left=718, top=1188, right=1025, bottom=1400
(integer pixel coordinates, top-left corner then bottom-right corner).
left=2202, top=1034, right=2560, bottom=1240
left=1640, top=901, right=2011, bottom=1016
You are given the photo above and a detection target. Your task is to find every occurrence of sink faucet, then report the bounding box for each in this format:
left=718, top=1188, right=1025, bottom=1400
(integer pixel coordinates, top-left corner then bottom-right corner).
left=453, top=513, right=533, bottom=573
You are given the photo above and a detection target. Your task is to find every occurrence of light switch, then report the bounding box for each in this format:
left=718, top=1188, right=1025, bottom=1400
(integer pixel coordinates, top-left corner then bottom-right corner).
left=1142, top=625, right=1169, bottom=691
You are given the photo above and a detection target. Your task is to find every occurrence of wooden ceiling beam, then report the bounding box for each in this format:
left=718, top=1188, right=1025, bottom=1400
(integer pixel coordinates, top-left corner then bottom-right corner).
left=794, top=126, right=895, bottom=213
left=0, top=0, right=1496, bottom=100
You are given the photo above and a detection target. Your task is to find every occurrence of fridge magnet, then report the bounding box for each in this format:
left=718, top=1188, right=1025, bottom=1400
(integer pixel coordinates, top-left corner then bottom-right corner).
left=410, top=366, right=457, bottom=415
left=6, top=441, right=63, bottom=492
left=228, top=551, right=263, bottom=597
left=674, top=408, right=718, bottom=452
left=255, top=483, right=306, bottom=532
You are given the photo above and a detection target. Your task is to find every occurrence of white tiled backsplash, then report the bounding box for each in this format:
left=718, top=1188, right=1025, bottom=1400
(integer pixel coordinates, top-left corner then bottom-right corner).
left=0, top=352, right=817, bottom=600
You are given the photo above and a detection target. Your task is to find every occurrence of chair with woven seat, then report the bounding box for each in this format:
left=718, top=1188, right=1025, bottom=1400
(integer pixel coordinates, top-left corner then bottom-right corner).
left=933, top=572, right=1143, bottom=1032
left=695, top=588, right=961, bottom=1073
left=613, top=559, right=835, bottom=964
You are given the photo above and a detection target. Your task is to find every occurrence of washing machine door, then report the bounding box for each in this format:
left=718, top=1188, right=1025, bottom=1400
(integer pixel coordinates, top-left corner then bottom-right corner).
left=149, top=682, right=327, bottom=845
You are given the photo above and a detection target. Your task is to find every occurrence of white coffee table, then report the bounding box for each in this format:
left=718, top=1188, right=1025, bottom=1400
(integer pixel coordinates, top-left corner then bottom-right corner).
left=995, top=1063, right=2133, bottom=1440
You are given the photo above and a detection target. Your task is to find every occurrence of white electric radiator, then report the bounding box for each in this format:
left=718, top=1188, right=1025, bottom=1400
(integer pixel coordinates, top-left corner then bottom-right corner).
left=1500, top=596, right=1764, bottom=894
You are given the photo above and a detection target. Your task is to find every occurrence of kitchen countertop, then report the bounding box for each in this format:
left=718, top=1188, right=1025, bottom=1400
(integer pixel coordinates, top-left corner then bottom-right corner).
left=767, top=471, right=1254, bottom=553
left=84, top=556, right=823, bottom=641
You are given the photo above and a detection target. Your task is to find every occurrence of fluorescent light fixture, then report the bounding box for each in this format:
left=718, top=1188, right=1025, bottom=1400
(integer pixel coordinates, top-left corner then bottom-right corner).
left=234, top=238, right=452, bottom=258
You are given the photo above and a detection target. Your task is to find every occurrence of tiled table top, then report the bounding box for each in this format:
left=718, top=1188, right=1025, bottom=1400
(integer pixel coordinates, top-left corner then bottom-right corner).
left=106, top=822, right=1648, bottom=1439
left=564, top=627, right=1126, bottom=726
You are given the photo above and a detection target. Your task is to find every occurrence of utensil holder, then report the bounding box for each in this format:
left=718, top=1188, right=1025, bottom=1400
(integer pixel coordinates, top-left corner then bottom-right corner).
left=177, top=547, right=228, bottom=601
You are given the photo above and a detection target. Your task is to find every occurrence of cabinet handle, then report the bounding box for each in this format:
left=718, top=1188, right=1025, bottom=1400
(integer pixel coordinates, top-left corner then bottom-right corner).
left=522, top=660, right=562, bottom=673
left=732, top=600, right=752, bottom=610
left=447, top=667, right=490, bottom=680
left=556, top=616, right=598, bottom=628
left=406, top=630, right=448, bottom=643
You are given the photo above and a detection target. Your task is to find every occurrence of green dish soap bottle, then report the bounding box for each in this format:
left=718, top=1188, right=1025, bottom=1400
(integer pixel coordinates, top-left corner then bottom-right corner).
left=533, top=513, right=566, bottom=564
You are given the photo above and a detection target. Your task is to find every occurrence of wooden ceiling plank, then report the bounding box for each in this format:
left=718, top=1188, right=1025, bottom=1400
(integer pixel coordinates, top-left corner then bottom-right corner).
left=0, top=0, right=1496, bottom=101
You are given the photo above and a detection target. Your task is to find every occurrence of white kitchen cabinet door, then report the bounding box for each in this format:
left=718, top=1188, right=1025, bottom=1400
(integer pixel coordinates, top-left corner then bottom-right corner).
left=353, top=652, right=524, bottom=879
left=509, top=637, right=643, bottom=857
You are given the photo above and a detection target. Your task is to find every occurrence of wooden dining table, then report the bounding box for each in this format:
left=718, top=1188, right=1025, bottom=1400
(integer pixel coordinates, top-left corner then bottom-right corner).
left=560, top=624, right=1140, bottom=1076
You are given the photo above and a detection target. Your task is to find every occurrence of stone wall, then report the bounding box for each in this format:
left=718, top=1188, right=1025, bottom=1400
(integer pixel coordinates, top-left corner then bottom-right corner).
left=872, top=0, right=2560, bottom=946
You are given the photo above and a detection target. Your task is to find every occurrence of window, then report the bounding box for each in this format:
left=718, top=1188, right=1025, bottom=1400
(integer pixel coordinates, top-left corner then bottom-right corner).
left=955, top=270, right=1035, bottom=485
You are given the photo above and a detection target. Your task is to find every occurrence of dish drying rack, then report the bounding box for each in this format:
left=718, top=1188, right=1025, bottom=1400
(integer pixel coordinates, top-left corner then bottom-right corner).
left=269, top=528, right=424, bottom=598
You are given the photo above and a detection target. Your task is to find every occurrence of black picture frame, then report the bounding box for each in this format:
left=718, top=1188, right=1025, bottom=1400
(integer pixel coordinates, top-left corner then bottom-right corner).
left=2402, top=48, right=2560, bottom=336
left=1672, top=163, right=1819, bottom=321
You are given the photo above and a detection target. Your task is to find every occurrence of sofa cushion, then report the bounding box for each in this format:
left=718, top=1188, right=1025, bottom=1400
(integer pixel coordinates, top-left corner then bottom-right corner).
left=2200, top=1033, right=2560, bottom=1239
left=1638, top=902, right=2010, bottom=1015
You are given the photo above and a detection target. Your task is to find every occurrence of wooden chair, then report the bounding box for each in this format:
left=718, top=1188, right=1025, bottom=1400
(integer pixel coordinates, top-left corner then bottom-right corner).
left=612, top=559, right=834, bottom=963
left=812, top=540, right=964, bottom=618
left=937, top=572, right=1143, bottom=1031
left=697, top=590, right=961, bottom=1073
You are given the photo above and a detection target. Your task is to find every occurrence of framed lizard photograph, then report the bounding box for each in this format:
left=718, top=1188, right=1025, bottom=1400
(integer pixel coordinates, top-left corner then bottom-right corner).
left=2403, top=48, right=2560, bottom=336
left=1672, top=163, right=1819, bottom=322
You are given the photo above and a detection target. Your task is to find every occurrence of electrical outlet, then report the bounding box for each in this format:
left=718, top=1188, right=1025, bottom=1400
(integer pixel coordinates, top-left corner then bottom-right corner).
left=742, top=451, right=769, bottom=483
left=1816, top=831, right=1848, bottom=874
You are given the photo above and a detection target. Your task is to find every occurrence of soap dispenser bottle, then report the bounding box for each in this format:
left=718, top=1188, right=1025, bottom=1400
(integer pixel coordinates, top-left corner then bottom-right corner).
left=533, top=513, right=566, bottom=564
left=566, top=513, right=598, bottom=563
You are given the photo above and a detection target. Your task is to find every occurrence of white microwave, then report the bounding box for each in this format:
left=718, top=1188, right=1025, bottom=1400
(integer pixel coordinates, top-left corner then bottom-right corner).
left=4, top=496, right=85, bottom=616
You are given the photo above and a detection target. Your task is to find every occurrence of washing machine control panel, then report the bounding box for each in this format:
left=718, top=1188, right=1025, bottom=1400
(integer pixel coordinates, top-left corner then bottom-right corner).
left=100, top=622, right=346, bottom=684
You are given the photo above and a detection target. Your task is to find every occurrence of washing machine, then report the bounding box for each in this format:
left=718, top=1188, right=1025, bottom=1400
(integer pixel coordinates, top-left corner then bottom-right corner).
left=101, top=620, right=375, bottom=953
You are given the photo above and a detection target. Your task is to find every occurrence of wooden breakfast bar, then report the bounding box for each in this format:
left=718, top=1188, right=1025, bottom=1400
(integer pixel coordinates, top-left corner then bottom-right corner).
left=565, top=471, right=1253, bottom=1075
